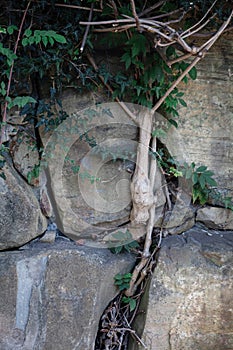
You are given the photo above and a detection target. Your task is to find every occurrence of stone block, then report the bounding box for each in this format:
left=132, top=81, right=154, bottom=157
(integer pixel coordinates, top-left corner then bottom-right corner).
left=0, top=158, right=47, bottom=250
left=136, top=226, right=233, bottom=350
left=0, top=240, right=135, bottom=350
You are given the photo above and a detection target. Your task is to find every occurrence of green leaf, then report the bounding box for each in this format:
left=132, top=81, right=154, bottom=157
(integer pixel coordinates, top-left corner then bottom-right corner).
left=192, top=187, right=200, bottom=203
left=8, top=96, right=37, bottom=109
left=29, top=36, right=36, bottom=45
left=0, top=172, right=6, bottom=180
left=153, top=64, right=164, bottom=83
left=22, top=38, right=29, bottom=46
left=189, top=67, right=197, bottom=80
left=129, top=298, right=136, bottom=311
left=170, top=167, right=183, bottom=177
left=185, top=167, right=193, bottom=179
left=119, top=283, right=129, bottom=291
left=122, top=296, right=137, bottom=312
left=0, top=81, right=6, bottom=96
left=110, top=246, right=123, bottom=254
left=42, top=36, right=48, bottom=47
left=0, top=27, right=6, bottom=34
left=49, top=36, right=55, bottom=46
left=180, top=62, right=189, bottom=72
left=205, top=177, right=217, bottom=187
left=27, top=171, right=32, bottom=184
left=24, top=28, right=32, bottom=37
left=179, top=98, right=187, bottom=107
left=196, top=165, right=207, bottom=172
left=5, top=96, right=11, bottom=103
left=166, top=46, right=176, bottom=58
left=53, top=33, right=67, bottom=44
left=7, top=25, right=17, bottom=35
left=127, top=34, right=147, bottom=57
left=114, top=274, right=123, bottom=281
left=168, top=119, right=178, bottom=128
left=192, top=172, right=198, bottom=185
left=199, top=174, right=206, bottom=189
left=122, top=273, right=132, bottom=280
left=176, top=92, right=184, bottom=97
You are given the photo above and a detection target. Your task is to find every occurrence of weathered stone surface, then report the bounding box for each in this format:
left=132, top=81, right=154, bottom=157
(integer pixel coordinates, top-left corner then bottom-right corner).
left=0, top=158, right=47, bottom=250
left=2, top=109, right=25, bottom=143
left=162, top=190, right=195, bottom=235
left=165, top=34, right=233, bottom=198
left=136, top=226, right=233, bottom=350
left=196, top=206, right=233, bottom=230
left=34, top=35, right=232, bottom=242
left=0, top=239, right=135, bottom=350
left=10, top=130, right=40, bottom=186
left=43, top=102, right=167, bottom=245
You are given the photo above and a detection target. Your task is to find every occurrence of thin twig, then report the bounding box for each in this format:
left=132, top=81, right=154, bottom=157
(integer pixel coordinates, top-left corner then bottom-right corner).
left=151, top=9, right=233, bottom=114
left=109, top=0, right=119, bottom=19
left=130, top=0, right=141, bottom=32
left=147, top=8, right=185, bottom=20
left=197, top=11, right=233, bottom=53
left=157, top=227, right=163, bottom=248
left=80, top=3, right=94, bottom=53
left=55, top=3, right=102, bottom=12
left=125, top=258, right=148, bottom=296
left=152, top=55, right=202, bottom=114
left=138, top=1, right=166, bottom=17
left=182, top=14, right=217, bottom=40
left=80, top=18, right=136, bottom=26
left=1, top=1, right=31, bottom=148
left=182, top=0, right=218, bottom=36
left=167, top=52, right=193, bottom=67
left=93, top=24, right=136, bottom=33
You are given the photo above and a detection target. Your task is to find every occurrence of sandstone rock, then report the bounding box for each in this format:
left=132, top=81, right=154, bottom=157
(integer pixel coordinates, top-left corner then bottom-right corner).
left=39, top=186, right=53, bottom=218
left=0, top=240, right=135, bottom=350
left=2, top=109, right=26, bottom=143
left=162, top=189, right=195, bottom=235
left=164, top=35, right=233, bottom=198
left=10, top=129, right=40, bottom=186
left=196, top=206, right=233, bottom=230
left=0, top=158, right=47, bottom=250
left=39, top=229, right=56, bottom=243
left=135, top=226, right=233, bottom=350
left=43, top=103, right=167, bottom=246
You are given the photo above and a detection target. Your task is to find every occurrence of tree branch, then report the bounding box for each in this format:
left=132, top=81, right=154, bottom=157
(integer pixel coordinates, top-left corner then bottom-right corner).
left=130, top=0, right=141, bottom=32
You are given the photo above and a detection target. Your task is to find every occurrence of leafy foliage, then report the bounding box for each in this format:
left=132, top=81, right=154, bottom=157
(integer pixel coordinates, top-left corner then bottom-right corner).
left=180, top=162, right=218, bottom=204
left=27, top=163, right=40, bottom=184
left=114, top=273, right=132, bottom=291
left=121, top=296, right=137, bottom=312
left=22, top=29, right=66, bottom=47
left=109, top=230, right=140, bottom=254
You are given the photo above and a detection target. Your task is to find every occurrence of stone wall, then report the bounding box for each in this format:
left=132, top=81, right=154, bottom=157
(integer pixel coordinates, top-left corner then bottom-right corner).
left=0, top=33, right=232, bottom=350
left=165, top=33, right=233, bottom=196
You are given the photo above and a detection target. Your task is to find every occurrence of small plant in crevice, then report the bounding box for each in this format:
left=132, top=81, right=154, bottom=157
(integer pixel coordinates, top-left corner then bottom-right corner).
left=121, top=296, right=137, bottom=312
left=27, top=163, right=40, bottom=184
left=179, top=162, right=218, bottom=205
left=114, top=273, right=132, bottom=292
left=109, top=230, right=140, bottom=254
